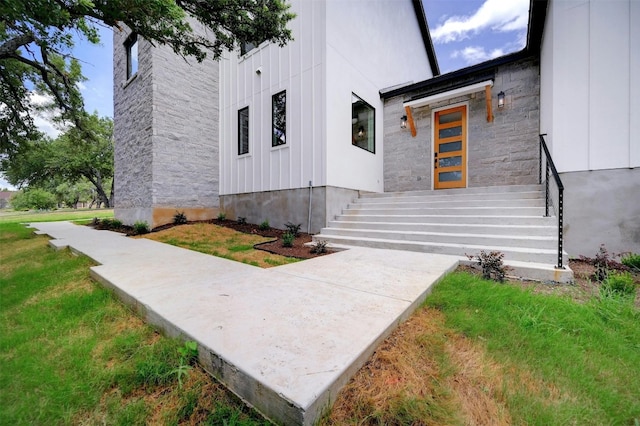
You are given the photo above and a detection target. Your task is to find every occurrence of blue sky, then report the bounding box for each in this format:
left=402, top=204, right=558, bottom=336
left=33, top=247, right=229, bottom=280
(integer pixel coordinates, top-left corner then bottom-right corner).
left=424, top=0, right=530, bottom=74
left=1, top=0, right=528, bottom=190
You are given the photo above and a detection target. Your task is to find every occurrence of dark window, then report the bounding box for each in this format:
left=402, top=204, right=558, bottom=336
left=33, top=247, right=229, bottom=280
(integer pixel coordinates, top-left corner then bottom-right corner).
left=272, top=91, right=286, bottom=147
left=241, top=41, right=257, bottom=56
left=125, top=34, right=138, bottom=79
left=351, top=93, right=375, bottom=153
left=238, top=107, right=249, bottom=155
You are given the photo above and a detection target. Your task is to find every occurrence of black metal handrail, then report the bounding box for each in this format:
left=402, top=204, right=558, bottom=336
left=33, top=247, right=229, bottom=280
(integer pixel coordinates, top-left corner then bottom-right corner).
left=538, top=134, right=565, bottom=269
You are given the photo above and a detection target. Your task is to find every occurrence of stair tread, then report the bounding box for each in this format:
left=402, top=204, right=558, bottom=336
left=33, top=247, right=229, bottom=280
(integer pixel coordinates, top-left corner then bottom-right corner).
left=314, top=234, right=567, bottom=255
left=321, top=228, right=557, bottom=241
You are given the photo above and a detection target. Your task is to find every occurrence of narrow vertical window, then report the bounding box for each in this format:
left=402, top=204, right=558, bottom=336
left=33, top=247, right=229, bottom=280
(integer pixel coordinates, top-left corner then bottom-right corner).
left=125, top=34, right=138, bottom=79
left=272, top=91, right=286, bottom=147
left=238, top=107, right=249, bottom=155
left=351, top=93, right=375, bottom=153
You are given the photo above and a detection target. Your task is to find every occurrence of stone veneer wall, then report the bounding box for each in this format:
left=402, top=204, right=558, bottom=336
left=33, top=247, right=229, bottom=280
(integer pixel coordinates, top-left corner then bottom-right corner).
left=384, top=56, right=541, bottom=192
left=114, top=24, right=219, bottom=228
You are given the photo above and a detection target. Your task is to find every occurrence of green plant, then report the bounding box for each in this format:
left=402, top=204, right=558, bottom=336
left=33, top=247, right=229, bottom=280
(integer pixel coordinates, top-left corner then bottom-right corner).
left=601, top=272, right=636, bottom=297
left=173, top=211, right=188, bottom=225
left=621, top=253, right=640, bottom=271
left=284, top=222, right=302, bottom=237
left=593, top=244, right=612, bottom=282
left=467, top=250, right=509, bottom=282
left=237, top=216, right=247, bottom=225
left=310, top=240, right=328, bottom=254
left=110, top=219, right=123, bottom=229
left=171, top=341, right=198, bottom=388
left=259, top=220, right=270, bottom=230
left=281, top=232, right=295, bottom=247
left=91, top=217, right=101, bottom=227
left=217, top=211, right=226, bottom=221
left=100, top=218, right=114, bottom=229
left=133, top=221, right=150, bottom=235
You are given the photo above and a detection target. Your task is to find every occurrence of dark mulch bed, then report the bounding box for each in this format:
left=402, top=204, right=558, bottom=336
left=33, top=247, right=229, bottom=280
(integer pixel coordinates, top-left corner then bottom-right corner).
left=208, top=219, right=332, bottom=259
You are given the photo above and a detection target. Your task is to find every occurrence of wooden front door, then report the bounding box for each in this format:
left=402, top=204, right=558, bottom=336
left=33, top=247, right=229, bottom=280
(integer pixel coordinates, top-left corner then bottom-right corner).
left=434, top=106, right=467, bottom=189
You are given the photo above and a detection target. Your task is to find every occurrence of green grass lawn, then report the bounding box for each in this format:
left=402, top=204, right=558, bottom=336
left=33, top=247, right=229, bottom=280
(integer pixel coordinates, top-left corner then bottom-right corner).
left=0, top=208, right=114, bottom=224
left=426, top=273, right=640, bottom=425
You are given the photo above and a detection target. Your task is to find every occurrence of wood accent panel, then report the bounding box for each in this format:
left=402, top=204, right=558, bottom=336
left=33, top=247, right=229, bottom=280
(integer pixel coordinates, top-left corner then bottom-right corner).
left=485, top=84, right=493, bottom=122
left=405, top=105, right=417, bottom=137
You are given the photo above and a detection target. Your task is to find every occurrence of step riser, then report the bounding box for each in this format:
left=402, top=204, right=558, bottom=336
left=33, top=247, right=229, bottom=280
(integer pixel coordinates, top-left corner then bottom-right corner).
left=350, top=199, right=544, bottom=209
left=313, top=236, right=568, bottom=265
left=362, top=185, right=543, bottom=198
left=345, top=207, right=544, bottom=216
left=328, top=221, right=557, bottom=237
left=357, top=192, right=544, bottom=203
left=336, top=214, right=556, bottom=226
left=320, top=228, right=558, bottom=250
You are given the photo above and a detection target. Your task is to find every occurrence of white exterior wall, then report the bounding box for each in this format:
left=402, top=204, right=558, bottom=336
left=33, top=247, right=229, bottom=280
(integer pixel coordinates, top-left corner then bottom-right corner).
left=219, top=0, right=327, bottom=195
left=540, top=0, right=640, bottom=172
left=324, top=0, right=433, bottom=192
left=220, top=0, right=433, bottom=196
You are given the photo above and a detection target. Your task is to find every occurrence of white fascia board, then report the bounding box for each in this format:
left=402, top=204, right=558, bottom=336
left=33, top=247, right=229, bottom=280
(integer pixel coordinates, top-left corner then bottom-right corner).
left=403, top=80, right=494, bottom=109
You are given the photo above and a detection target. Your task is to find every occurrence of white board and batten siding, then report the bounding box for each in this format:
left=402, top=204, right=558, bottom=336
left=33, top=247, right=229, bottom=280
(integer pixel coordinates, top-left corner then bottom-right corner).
left=540, top=0, right=640, bottom=172
left=219, top=0, right=433, bottom=196
left=219, top=0, right=326, bottom=196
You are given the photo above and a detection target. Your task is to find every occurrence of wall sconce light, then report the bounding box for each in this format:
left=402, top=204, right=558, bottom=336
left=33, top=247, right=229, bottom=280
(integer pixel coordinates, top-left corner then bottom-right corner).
left=497, top=91, right=505, bottom=108
left=400, top=115, right=407, bottom=129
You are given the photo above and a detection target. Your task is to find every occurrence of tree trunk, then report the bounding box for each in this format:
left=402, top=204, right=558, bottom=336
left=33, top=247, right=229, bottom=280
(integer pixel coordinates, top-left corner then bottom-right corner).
left=85, top=171, right=111, bottom=208
left=109, top=177, right=114, bottom=207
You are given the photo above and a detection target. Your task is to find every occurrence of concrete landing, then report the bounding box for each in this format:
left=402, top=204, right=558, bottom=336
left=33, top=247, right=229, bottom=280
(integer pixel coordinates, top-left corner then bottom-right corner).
left=29, top=221, right=459, bottom=425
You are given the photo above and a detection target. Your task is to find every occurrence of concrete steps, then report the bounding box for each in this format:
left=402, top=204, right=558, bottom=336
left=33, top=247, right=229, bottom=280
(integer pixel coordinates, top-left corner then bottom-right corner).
left=314, top=185, right=573, bottom=283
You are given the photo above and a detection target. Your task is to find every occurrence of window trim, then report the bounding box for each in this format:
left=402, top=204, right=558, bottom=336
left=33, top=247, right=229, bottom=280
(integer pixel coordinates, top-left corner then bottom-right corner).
left=125, top=33, right=138, bottom=80
left=238, top=106, right=250, bottom=156
left=272, top=90, right=287, bottom=148
left=351, top=93, right=376, bottom=154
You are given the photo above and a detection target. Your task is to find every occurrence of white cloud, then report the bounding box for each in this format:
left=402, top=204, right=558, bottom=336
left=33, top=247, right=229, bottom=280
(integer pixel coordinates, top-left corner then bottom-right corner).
left=29, top=92, right=65, bottom=138
left=451, top=46, right=505, bottom=64
left=431, top=0, right=529, bottom=44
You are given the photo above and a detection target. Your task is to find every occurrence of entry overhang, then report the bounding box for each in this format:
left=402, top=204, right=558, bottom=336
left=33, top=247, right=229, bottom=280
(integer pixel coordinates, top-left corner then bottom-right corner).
left=401, top=79, right=494, bottom=136
left=402, top=79, right=494, bottom=109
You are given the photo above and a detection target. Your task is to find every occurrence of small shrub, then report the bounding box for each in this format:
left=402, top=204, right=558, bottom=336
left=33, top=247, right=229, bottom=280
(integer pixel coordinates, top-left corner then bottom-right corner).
left=100, top=218, right=114, bottom=229
left=284, top=222, right=302, bottom=237
left=110, top=219, right=123, bottom=229
left=593, top=244, right=612, bottom=282
left=91, top=217, right=101, bottom=227
left=237, top=216, right=247, bottom=225
left=173, top=211, right=187, bottom=225
left=621, top=253, right=640, bottom=271
left=259, top=220, right=270, bottom=230
left=282, top=232, right=295, bottom=247
left=133, top=221, right=150, bottom=235
left=467, top=250, right=509, bottom=282
left=217, top=211, right=226, bottom=221
left=601, top=272, right=636, bottom=297
left=310, top=240, right=328, bottom=254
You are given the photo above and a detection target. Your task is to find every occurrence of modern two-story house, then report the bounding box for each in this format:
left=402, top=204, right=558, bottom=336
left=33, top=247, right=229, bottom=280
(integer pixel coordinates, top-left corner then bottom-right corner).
left=114, top=0, right=639, bottom=271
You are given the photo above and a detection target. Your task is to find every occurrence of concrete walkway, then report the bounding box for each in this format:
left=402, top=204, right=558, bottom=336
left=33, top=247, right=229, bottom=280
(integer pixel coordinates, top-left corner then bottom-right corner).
left=29, top=221, right=460, bottom=425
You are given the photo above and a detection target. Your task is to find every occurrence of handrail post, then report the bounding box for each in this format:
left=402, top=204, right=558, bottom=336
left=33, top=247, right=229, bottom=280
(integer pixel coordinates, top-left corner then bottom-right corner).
left=539, top=134, right=565, bottom=269
left=557, top=188, right=564, bottom=269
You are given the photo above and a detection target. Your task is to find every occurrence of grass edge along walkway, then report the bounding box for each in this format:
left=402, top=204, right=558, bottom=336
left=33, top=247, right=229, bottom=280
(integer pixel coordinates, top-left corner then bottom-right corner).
left=0, top=221, right=269, bottom=425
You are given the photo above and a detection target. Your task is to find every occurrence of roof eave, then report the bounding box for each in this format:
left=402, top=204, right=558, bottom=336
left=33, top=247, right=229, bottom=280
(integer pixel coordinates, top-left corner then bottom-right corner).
left=412, top=0, right=440, bottom=76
